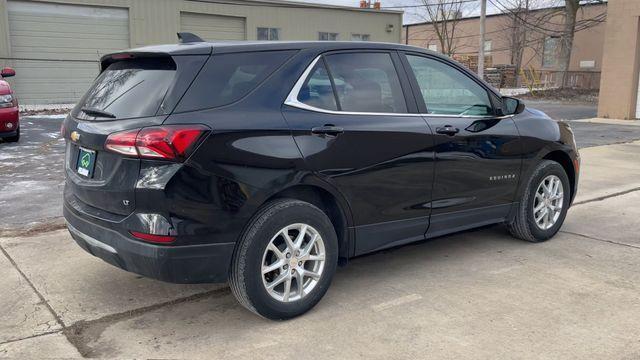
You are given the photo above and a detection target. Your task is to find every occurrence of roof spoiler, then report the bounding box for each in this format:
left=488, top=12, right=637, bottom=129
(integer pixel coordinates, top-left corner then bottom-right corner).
left=177, top=32, right=205, bottom=44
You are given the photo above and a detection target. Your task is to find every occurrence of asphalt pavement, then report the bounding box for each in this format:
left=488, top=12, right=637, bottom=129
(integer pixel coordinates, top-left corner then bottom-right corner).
left=525, top=100, right=597, bottom=121
left=0, top=115, right=65, bottom=234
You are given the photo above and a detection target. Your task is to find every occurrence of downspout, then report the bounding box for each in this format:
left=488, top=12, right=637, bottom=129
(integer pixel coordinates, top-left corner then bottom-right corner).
left=405, top=24, right=409, bottom=45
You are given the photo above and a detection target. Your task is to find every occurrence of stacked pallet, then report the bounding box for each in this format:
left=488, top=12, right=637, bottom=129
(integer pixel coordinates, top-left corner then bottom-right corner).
left=494, top=64, right=517, bottom=88
left=484, top=68, right=503, bottom=87
left=452, top=54, right=493, bottom=72
left=478, top=64, right=518, bottom=88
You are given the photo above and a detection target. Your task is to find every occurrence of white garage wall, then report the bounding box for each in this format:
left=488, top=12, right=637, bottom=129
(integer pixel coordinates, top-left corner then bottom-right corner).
left=7, top=1, right=129, bottom=104
left=0, top=0, right=403, bottom=105
left=180, top=12, right=246, bottom=41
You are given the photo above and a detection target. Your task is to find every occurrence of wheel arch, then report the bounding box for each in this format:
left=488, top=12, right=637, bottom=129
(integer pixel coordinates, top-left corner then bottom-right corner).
left=264, top=182, right=354, bottom=261
left=542, top=150, right=576, bottom=202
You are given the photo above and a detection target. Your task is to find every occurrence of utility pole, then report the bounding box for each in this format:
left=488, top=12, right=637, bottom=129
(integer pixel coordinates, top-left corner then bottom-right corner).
left=478, top=0, right=487, bottom=79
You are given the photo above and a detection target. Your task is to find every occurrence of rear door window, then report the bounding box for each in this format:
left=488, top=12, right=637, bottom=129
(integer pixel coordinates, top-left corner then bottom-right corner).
left=323, top=52, right=407, bottom=113
left=75, top=57, right=176, bottom=120
left=298, top=60, right=338, bottom=111
left=176, top=50, right=296, bottom=112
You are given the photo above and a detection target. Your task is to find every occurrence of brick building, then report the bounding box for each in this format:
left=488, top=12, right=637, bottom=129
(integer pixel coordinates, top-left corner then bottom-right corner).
left=402, top=3, right=607, bottom=89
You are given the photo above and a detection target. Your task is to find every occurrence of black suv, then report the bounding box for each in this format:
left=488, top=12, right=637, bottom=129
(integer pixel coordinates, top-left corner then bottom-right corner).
left=62, top=35, right=579, bottom=319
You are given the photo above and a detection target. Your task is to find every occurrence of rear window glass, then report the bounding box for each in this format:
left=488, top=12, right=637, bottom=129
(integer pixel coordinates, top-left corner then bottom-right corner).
left=298, top=60, right=337, bottom=111
left=176, top=50, right=295, bottom=112
left=75, top=58, right=176, bottom=120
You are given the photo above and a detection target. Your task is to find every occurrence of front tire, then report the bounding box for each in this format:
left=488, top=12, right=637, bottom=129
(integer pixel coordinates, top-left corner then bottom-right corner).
left=229, top=199, right=338, bottom=320
left=508, top=160, right=571, bottom=242
left=5, top=127, right=19, bottom=143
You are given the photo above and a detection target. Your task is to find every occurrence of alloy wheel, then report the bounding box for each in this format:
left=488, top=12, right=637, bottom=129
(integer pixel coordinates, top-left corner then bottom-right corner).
left=533, top=174, right=564, bottom=230
left=261, top=223, right=326, bottom=302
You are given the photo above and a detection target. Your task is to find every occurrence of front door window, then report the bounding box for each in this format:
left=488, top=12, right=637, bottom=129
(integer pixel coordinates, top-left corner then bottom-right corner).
left=405, top=55, right=493, bottom=116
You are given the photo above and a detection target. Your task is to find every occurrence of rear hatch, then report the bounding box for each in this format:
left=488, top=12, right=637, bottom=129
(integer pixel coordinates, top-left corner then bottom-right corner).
left=64, top=53, right=208, bottom=218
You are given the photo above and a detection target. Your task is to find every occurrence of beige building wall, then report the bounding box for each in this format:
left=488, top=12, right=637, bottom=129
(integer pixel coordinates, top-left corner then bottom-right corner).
left=598, top=0, right=640, bottom=120
left=402, top=4, right=606, bottom=73
left=0, top=0, right=402, bottom=55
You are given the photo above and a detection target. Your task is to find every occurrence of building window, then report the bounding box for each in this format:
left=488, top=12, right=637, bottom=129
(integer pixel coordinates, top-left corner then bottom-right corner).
left=257, top=27, right=280, bottom=41
left=351, top=33, right=370, bottom=41
left=484, top=40, right=492, bottom=54
left=542, top=37, right=560, bottom=68
left=319, top=32, right=339, bottom=41
left=427, top=44, right=438, bottom=52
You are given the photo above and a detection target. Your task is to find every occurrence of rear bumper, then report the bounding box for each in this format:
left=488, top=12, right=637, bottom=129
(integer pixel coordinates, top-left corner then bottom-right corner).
left=64, top=203, right=235, bottom=284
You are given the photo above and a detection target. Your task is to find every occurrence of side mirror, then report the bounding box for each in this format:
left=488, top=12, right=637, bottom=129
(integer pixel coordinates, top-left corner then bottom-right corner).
left=502, top=96, right=525, bottom=115
left=1, top=67, right=15, bottom=78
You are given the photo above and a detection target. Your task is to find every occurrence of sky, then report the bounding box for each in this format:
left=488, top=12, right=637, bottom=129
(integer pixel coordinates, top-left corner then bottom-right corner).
left=296, top=0, right=566, bottom=25
left=295, top=0, right=505, bottom=24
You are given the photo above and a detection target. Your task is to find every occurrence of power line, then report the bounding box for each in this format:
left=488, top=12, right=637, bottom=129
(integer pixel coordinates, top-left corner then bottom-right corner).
left=488, top=0, right=606, bottom=35
left=381, top=0, right=477, bottom=9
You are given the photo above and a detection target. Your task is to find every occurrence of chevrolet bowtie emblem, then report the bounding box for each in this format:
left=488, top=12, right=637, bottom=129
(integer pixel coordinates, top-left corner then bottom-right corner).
left=70, top=131, right=80, bottom=142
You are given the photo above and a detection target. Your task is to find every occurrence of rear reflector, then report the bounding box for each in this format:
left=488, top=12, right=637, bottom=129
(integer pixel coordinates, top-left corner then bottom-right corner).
left=105, top=125, right=209, bottom=161
left=130, top=231, right=176, bottom=244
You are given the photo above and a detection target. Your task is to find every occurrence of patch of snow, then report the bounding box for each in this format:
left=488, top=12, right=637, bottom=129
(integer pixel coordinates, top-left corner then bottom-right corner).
left=19, top=104, right=75, bottom=112
left=22, top=114, right=68, bottom=120
left=499, top=88, right=531, bottom=96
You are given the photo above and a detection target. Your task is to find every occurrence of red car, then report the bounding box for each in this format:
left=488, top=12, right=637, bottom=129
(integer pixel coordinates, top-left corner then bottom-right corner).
left=0, top=67, right=19, bottom=143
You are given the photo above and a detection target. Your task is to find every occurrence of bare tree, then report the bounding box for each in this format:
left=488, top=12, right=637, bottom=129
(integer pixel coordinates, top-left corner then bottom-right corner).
left=417, top=0, right=470, bottom=56
left=493, top=0, right=606, bottom=88
left=557, top=0, right=606, bottom=87
left=507, top=0, right=530, bottom=73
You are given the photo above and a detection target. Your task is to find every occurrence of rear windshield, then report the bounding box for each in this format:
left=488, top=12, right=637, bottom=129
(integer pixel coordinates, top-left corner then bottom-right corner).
left=175, top=50, right=296, bottom=112
left=74, top=57, right=176, bottom=120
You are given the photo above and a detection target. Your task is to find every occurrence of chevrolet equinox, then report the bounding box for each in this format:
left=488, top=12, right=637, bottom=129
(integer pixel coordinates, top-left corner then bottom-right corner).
left=62, top=34, right=579, bottom=319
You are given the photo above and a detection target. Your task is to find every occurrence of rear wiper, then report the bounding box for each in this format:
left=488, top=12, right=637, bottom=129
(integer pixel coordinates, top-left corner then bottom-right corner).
left=81, top=107, right=116, bottom=119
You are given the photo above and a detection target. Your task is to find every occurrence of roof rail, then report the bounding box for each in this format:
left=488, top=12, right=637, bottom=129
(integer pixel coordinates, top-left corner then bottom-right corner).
left=177, top=32, right=205, bottom=44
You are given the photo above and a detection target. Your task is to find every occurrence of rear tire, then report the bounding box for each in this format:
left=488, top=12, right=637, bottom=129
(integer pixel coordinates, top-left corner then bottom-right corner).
left=229, top=199, right=338, bottom=320
left=5, top=127, right=19, bottom=143
left=508, top=160, right=570, bottom=242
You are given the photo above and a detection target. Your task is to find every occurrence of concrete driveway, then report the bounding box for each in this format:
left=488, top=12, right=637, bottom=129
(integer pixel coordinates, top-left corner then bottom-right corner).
left=1, top=134, right=640, bottom=357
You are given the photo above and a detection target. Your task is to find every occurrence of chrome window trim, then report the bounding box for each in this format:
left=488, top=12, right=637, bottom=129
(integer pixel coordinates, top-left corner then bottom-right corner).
left=284, top=55, right=513, bottom=120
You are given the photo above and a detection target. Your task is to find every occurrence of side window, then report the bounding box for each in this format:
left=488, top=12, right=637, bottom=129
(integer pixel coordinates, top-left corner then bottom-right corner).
left=176, top=50, right=295, bottom=112
left=324, top=52, right=407, bottom=113
left=297, top=60, right=338, bottom=111
left=406, top=55, right=493, bottom=116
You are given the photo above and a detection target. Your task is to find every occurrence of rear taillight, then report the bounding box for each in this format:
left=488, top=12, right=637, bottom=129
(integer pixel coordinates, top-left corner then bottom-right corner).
left=105, top=125, right=209, bottom=161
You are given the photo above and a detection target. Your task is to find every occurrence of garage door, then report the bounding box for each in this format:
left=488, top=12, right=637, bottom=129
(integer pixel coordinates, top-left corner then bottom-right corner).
left=7, top=1, right=129, bottom=104
left=180, top=12, right=246, bottom=41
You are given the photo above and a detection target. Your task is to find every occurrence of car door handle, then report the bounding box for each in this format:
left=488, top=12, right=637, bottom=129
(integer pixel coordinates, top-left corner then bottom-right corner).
left=311, top=125, right=344, bottom=136
left=436, top=125, right=460, bottom=136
